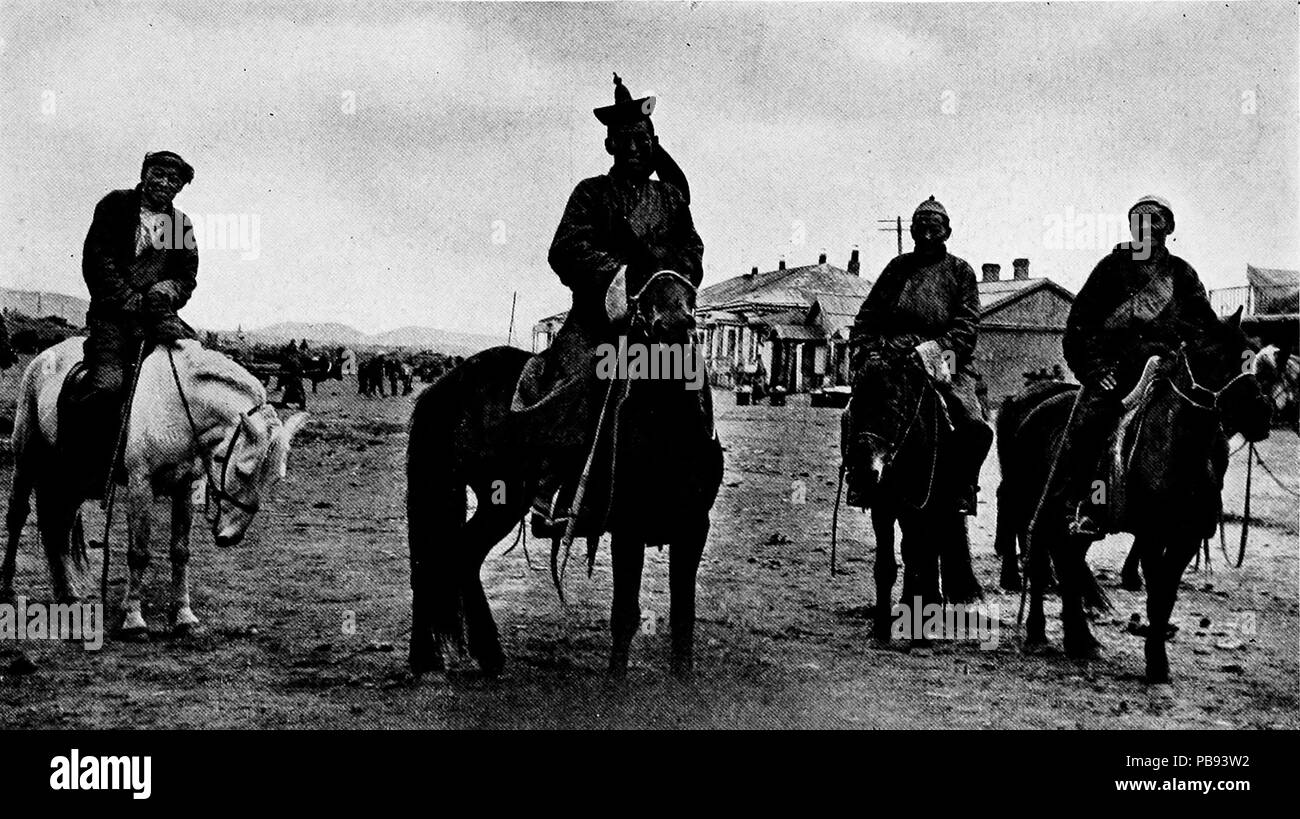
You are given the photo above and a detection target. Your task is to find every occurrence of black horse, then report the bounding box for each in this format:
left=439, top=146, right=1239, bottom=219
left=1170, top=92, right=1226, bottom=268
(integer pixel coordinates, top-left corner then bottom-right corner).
left=841, top=355, right=981, bottom=641
left=303, top=349, right=345, bottom=393
left=406, top=271, right=723, bottom=677
left=1000, top=309, right=1271, bottom=683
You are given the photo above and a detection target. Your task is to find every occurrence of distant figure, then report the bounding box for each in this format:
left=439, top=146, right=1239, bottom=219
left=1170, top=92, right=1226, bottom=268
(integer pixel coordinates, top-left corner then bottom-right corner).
left=386, top=357, right=402, bottom=397
left=279, top=340, right=307, bottom=409
left=1051, top=363, right=1064, bottom=381
left=0, top=313, right=15, bottom=370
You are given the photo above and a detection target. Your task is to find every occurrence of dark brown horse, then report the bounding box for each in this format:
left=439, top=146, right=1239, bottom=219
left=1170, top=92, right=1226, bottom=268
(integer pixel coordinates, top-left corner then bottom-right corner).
left=406, top=271, right=722, bottom=677
left=1001, top=309, right=1271, bottom=683
left=841, top=355, right=981, bottom=642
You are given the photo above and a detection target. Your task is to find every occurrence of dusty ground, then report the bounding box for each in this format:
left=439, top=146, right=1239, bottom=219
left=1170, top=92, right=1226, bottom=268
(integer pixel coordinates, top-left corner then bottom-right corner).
left=1, top=355, right=1296, bottom=729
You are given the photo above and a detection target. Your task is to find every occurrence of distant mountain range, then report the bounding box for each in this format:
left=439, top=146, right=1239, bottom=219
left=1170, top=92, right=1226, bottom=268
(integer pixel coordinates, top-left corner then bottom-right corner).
left=0, top=287, right=90, bottom=325
left=243, top=322, right=509, bottom=355
left=0, top=287, right=511, bottom=356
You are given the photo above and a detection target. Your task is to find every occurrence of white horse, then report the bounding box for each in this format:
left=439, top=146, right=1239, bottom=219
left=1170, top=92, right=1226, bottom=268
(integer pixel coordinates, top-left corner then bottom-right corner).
left=1, top=338, right=307, bottom=635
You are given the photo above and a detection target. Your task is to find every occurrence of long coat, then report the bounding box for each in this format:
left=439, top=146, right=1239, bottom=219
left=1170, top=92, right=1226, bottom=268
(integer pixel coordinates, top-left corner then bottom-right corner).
left=1064, top=243, right=1220, bottom=389
left=849, top=250, right=984, bottom=422
left=82, top=186, right=198, bottom=332
left=512, top=169, right=704, bottom=450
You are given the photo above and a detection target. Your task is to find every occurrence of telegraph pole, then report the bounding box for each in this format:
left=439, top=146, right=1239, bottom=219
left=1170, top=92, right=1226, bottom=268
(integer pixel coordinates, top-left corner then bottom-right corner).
left=506, top=291, right=518, bottom=347
left=877, top=216, right=903, bottom=257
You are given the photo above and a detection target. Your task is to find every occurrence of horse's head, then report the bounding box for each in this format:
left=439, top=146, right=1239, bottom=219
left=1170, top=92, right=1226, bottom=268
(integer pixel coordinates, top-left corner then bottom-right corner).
left=175, top=343, right=311, bottom=546
left=207, top=406, right=309, bottom=547
left=1179, top=307, right=1272, bottom=443
left=629, top=269, right=698, bottom=345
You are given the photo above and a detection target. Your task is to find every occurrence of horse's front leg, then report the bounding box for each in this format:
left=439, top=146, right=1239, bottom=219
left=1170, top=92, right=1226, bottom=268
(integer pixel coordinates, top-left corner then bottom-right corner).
left=608, top=532, right=645, bottom=677
left=871, top=507, right=897, bottom=641
left=1059, top=536, right=1101, bottom=658
left=669, top=516, right=708, bottom=676
left=1140, top=532, right=1198, bottom=684
left=120, top=475, right=153, bottom=637
left=170, top=484, right=199, bottom=633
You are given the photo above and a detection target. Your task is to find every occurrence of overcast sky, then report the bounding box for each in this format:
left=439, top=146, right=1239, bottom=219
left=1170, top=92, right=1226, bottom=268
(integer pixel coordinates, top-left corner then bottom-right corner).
left=1, top=1, right=1296, bottom=336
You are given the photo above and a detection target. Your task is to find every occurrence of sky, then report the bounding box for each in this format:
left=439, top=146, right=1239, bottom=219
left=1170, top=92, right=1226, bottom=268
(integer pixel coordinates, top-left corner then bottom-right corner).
left=1, top=1, right=1296, bottom=336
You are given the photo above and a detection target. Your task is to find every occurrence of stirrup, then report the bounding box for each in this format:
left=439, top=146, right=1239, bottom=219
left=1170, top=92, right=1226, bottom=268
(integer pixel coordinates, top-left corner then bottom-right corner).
left=1067, top=505, right=1106, bottom=541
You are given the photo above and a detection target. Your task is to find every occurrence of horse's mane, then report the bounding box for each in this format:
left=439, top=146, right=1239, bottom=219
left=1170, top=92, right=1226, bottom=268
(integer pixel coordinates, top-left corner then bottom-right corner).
left=169, top=340, right=267, bottom=404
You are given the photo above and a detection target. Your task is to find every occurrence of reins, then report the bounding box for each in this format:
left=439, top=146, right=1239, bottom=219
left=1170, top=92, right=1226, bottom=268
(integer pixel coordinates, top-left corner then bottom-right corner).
left=165, top=348, right=265, bottom=527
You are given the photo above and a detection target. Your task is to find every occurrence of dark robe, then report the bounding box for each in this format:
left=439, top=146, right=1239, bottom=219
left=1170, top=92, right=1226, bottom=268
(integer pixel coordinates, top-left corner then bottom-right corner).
left=1050, top=243, right=1221, bottom=515
left=850, top=249, right=983, bottom=421
left=1064, top=243, right=1219, bottom=389
left=512, top=168, right=704, bottom=452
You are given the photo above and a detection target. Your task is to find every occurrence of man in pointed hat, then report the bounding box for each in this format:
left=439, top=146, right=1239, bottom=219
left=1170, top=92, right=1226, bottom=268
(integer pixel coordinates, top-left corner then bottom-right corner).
left=512, top=74, right=705, bottom=532
left=1050, top=195, right=1223, bottom=538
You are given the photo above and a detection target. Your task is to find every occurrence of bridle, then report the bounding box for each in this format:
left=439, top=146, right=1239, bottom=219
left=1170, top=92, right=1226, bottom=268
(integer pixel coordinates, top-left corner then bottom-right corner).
left=166, top=348, right=266, bottom=529
left=1166, top=343, right=1257, bottom=413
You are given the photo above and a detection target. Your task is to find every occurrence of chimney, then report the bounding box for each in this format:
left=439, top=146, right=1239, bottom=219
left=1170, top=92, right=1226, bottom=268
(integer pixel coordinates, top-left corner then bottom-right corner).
left=1012, top=257, right=1030, bottom=280
left=778, top=257, right=786, bottom=271
left=847, top=246, right=861, bottom=277
left=981, top=263, right=1001, bottom=283
left=748, top=265, right=758, bottom=277
left=818, top=250, right=827, bottom=265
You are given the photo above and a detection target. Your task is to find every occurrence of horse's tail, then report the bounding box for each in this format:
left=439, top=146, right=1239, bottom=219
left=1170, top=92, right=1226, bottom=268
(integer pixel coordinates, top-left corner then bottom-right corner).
left=406, top=370, right=468, bottom=654
left=5, top=354, right=44, bottom=542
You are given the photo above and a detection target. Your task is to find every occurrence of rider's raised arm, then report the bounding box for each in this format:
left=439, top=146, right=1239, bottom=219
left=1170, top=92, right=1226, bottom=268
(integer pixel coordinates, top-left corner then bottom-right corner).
left=667, top=191, right=704, bottom=287
left=931, top=257, right=980, bottom=368
left=82, top=192, right=136, bottom=313
left=548, top=179, right=623, bottom=295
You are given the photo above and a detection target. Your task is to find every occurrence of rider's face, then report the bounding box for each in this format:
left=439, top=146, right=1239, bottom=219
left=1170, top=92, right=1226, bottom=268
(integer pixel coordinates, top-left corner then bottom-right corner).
left=1129, top=204, right=1171, bottom=249
left=605, top=122, right=656, bottom=179
left=141, top=164, right=185, bottom=209
left=910, top=212, right=950, bottom=250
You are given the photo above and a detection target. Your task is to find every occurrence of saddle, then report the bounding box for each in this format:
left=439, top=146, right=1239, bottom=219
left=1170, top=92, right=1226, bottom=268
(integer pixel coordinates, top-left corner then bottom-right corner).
left=56, top=363, right=128, bottom=499
left=1098, top=355, right=1165, bottom=533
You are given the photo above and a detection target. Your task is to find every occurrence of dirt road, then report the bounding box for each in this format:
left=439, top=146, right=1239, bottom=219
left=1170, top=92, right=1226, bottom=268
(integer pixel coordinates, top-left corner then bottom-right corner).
left=1, top=366, right=1296, bottom=729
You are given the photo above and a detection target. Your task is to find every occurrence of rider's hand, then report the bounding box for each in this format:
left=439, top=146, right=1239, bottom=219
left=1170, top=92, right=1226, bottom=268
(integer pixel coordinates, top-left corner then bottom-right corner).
left=1091, top=369, right=1118, bottom=392
left=914, top=339, right=951, bottom=384
left=144, top=288, right=172, bottom=313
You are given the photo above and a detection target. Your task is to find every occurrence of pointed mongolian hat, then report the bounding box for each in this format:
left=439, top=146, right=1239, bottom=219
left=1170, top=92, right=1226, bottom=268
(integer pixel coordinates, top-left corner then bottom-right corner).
left=593, top=73, right=656, bottom=126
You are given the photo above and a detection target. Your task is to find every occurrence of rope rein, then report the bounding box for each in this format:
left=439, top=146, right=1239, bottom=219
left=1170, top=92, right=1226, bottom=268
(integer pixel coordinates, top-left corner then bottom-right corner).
left=165, top=348, right=265, bottom=527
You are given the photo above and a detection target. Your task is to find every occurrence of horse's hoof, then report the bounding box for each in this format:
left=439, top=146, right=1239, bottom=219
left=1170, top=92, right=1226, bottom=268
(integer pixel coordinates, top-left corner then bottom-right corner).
left=408, top=653, right=445, bottom=677
left=1064, top=636, right=1102, bottom=660
left=119, top=610, right=148, bottom=641
left=118, top=625, right=150, bottom=642
left=670, top=655, right=694, bottom=678
left=476, top=653, right=505, bottom=679
left=1145, top=671, right=1172, bottom=687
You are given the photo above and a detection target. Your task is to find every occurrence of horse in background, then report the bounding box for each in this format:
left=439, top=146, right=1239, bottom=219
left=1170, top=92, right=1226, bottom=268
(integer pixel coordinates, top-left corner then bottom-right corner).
left=303, top=348, right=346, bottom=394
left=2, top=339, right=307, bottom=635
left=406, top=270, right=722, bottom=677
left=998, top=309, right=1271, bottom=682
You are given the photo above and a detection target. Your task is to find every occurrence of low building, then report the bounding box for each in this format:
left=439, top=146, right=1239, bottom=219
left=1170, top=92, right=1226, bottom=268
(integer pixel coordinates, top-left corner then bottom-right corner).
left=531, top=311, right=566, bottom=352
left=973, top=258, right=1076, bottom=408
left=697, top=249, right=873, bottom=391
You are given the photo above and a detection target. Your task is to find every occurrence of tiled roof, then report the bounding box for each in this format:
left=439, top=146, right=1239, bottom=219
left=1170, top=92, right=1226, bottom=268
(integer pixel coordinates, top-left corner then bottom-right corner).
left=699, top=262, right=873, bottom=311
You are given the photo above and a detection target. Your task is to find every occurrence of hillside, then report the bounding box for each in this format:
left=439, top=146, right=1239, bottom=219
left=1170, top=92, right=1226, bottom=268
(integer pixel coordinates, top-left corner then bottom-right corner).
left=0, top=287, right=89, bottom=325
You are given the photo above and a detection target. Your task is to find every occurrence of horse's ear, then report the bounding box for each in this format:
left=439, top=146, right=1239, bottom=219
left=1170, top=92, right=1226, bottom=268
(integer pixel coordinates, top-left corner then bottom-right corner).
left=1228, top=305, right=1243, bottom=328
left=269, top=411, right=309, bottom=480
